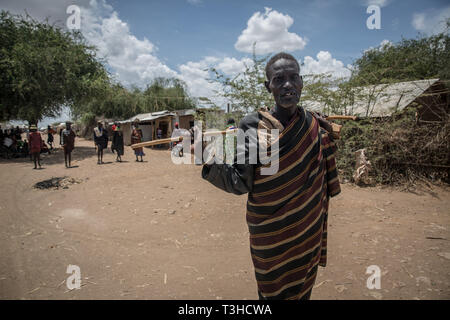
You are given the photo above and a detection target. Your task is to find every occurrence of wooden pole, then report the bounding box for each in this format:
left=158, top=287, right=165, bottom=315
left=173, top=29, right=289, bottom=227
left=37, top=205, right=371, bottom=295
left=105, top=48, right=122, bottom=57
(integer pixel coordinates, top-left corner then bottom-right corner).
left=203, top=128, right=238, bottom=136
left=130, top=115, right=353, bottom=149
left=131, top=136, right=183, bottom=149
left=131, top=129, right=239, bottom=149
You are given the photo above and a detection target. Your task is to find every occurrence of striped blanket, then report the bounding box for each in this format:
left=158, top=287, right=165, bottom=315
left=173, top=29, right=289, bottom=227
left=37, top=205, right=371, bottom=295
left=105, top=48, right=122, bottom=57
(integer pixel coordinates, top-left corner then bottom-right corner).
left=247, top=107, right=340, bottom=299
left=202, top=106, right=340, bottom=300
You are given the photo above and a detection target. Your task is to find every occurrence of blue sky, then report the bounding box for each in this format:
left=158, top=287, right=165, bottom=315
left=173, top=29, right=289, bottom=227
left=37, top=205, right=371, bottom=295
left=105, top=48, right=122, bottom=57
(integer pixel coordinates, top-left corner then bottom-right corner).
left=108, top=0, right=449, bottom=68
left=1, top=0, right=449, bottom=125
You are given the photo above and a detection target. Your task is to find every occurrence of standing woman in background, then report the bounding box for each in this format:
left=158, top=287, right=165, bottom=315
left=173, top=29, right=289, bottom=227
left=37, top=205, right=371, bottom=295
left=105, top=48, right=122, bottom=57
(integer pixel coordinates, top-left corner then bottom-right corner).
left=112, top=124, right=124, bottom=162
left=28, top=124, right=43, bottom=169
left=60, top=121, right=76, bottom=168
left=131, top=123, right=144, bottom=162
left=47, top=125, right=56, bottom=150
left=93, top=121, right=108, bottom=164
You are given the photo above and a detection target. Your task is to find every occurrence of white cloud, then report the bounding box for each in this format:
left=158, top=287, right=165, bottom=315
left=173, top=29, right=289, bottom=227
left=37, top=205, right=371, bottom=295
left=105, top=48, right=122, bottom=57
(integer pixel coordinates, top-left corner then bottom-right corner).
left=412, top=6, right=450, bottom=35
left=178, top=57, right=221, bottom=103
left=412, top=13, right=426, bottom=31
left=216, top=57, right=253, bottom=76
left=80, top=0, right=177, bottom=87
left=301, top=51, right=351, bottom=79
left=178, top=56, right=255, bottom=106
left=235, top=7, right=307, bottom=55
left=80, top=1, right=254, bottom=106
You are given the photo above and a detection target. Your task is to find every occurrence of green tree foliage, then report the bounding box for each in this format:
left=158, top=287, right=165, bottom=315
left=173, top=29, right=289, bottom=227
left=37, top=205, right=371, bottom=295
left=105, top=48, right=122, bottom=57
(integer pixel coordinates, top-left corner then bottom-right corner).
left=72, top=77, right=195, bottom=124
left=0, top=11, right=109, bottom=123
left=301, top=74, right=354, bottom=116
left=143, top=77, right=195, bottom=112
left=351, top=20, right=450, bottom=85
left=73, top=83, right=140, bottom=121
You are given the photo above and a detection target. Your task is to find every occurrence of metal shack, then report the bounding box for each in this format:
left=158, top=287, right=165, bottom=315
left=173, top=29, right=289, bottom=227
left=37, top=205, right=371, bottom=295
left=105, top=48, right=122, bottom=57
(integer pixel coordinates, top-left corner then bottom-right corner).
left=172, top=109, right=196, bottom=130
left=111, top=110, right=176, bottom=146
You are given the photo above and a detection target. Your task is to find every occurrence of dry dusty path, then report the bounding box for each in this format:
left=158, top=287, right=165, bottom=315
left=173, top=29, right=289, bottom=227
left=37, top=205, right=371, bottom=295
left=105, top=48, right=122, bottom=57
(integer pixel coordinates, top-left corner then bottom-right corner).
left=0, top=137, right=449, bottom=300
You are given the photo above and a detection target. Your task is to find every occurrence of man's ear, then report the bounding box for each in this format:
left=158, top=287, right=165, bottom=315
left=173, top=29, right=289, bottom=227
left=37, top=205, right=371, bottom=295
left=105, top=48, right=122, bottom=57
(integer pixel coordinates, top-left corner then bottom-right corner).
left=264, top=80, right=271, bottom=93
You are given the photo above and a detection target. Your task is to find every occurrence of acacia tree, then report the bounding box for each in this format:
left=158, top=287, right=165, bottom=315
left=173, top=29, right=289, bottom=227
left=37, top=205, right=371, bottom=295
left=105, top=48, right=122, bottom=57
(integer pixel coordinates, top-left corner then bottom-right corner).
left=351, top=20, right=450, bottom=85
left=143, top=77, right=195, bottom=112
left=73, top=83, right=142, bottom=121
left=0, top=11, right=109, bottom=123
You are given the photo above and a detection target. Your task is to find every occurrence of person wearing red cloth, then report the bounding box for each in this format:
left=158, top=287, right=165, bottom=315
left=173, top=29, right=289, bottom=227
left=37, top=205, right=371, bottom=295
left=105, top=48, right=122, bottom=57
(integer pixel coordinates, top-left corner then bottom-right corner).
left=28, top=124, right=43, bottom=169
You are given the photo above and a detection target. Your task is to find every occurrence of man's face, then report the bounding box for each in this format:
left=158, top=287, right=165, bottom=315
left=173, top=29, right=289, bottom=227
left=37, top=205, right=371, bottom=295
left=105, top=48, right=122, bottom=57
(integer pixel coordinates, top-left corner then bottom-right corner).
left=265, top=58, right=303, bottom=109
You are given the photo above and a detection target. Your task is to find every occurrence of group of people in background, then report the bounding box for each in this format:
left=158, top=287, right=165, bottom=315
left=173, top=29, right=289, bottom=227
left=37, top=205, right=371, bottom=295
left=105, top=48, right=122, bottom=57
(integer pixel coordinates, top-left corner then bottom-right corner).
left=0, top=125, right=31, bottom=158
left=0, top=120, right=183, bottom=169
left=1, top=121, right=96, bottom=169
left=92, top=121, right=145, bottom=163
left=93, top=121, right=126, bottom=164
left=0, top=123, right=78, bottom=161
left=24, top=121, right=76, bottom=169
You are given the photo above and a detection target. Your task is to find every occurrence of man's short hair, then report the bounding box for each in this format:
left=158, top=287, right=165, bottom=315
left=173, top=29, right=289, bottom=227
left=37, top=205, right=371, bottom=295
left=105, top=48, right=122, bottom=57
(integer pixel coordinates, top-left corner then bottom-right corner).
left=265, top=52, right=300, bottom=79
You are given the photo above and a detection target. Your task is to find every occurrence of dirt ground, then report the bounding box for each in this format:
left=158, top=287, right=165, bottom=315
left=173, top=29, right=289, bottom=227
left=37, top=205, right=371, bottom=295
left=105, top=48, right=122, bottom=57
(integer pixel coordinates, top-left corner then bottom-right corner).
left=0, top=136, right=449, bottom=300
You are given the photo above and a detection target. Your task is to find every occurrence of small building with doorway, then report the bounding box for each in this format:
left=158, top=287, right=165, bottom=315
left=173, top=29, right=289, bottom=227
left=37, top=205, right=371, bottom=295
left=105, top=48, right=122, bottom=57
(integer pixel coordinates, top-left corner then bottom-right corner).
left=112, top=113, right=151, bottom=145
left=172, top=109, right=195, bottom=130
left=110, top=110, right=176, bottom=146
left=139, top=110, right=177, bottom=142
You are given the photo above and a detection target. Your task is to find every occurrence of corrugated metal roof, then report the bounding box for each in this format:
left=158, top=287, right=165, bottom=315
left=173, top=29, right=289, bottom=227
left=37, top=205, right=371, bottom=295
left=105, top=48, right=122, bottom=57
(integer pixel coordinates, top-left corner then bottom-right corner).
left=304, top=78, right=440, bottom=117
left=150, top=110, right=172, bottom=116
left=140, top=112, right=176, bottom=122
left=127, top=112, right=153, bottom=122
left=112, top=110, right=176, bottom=124
left=174, top=109, right=196, bottom=116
